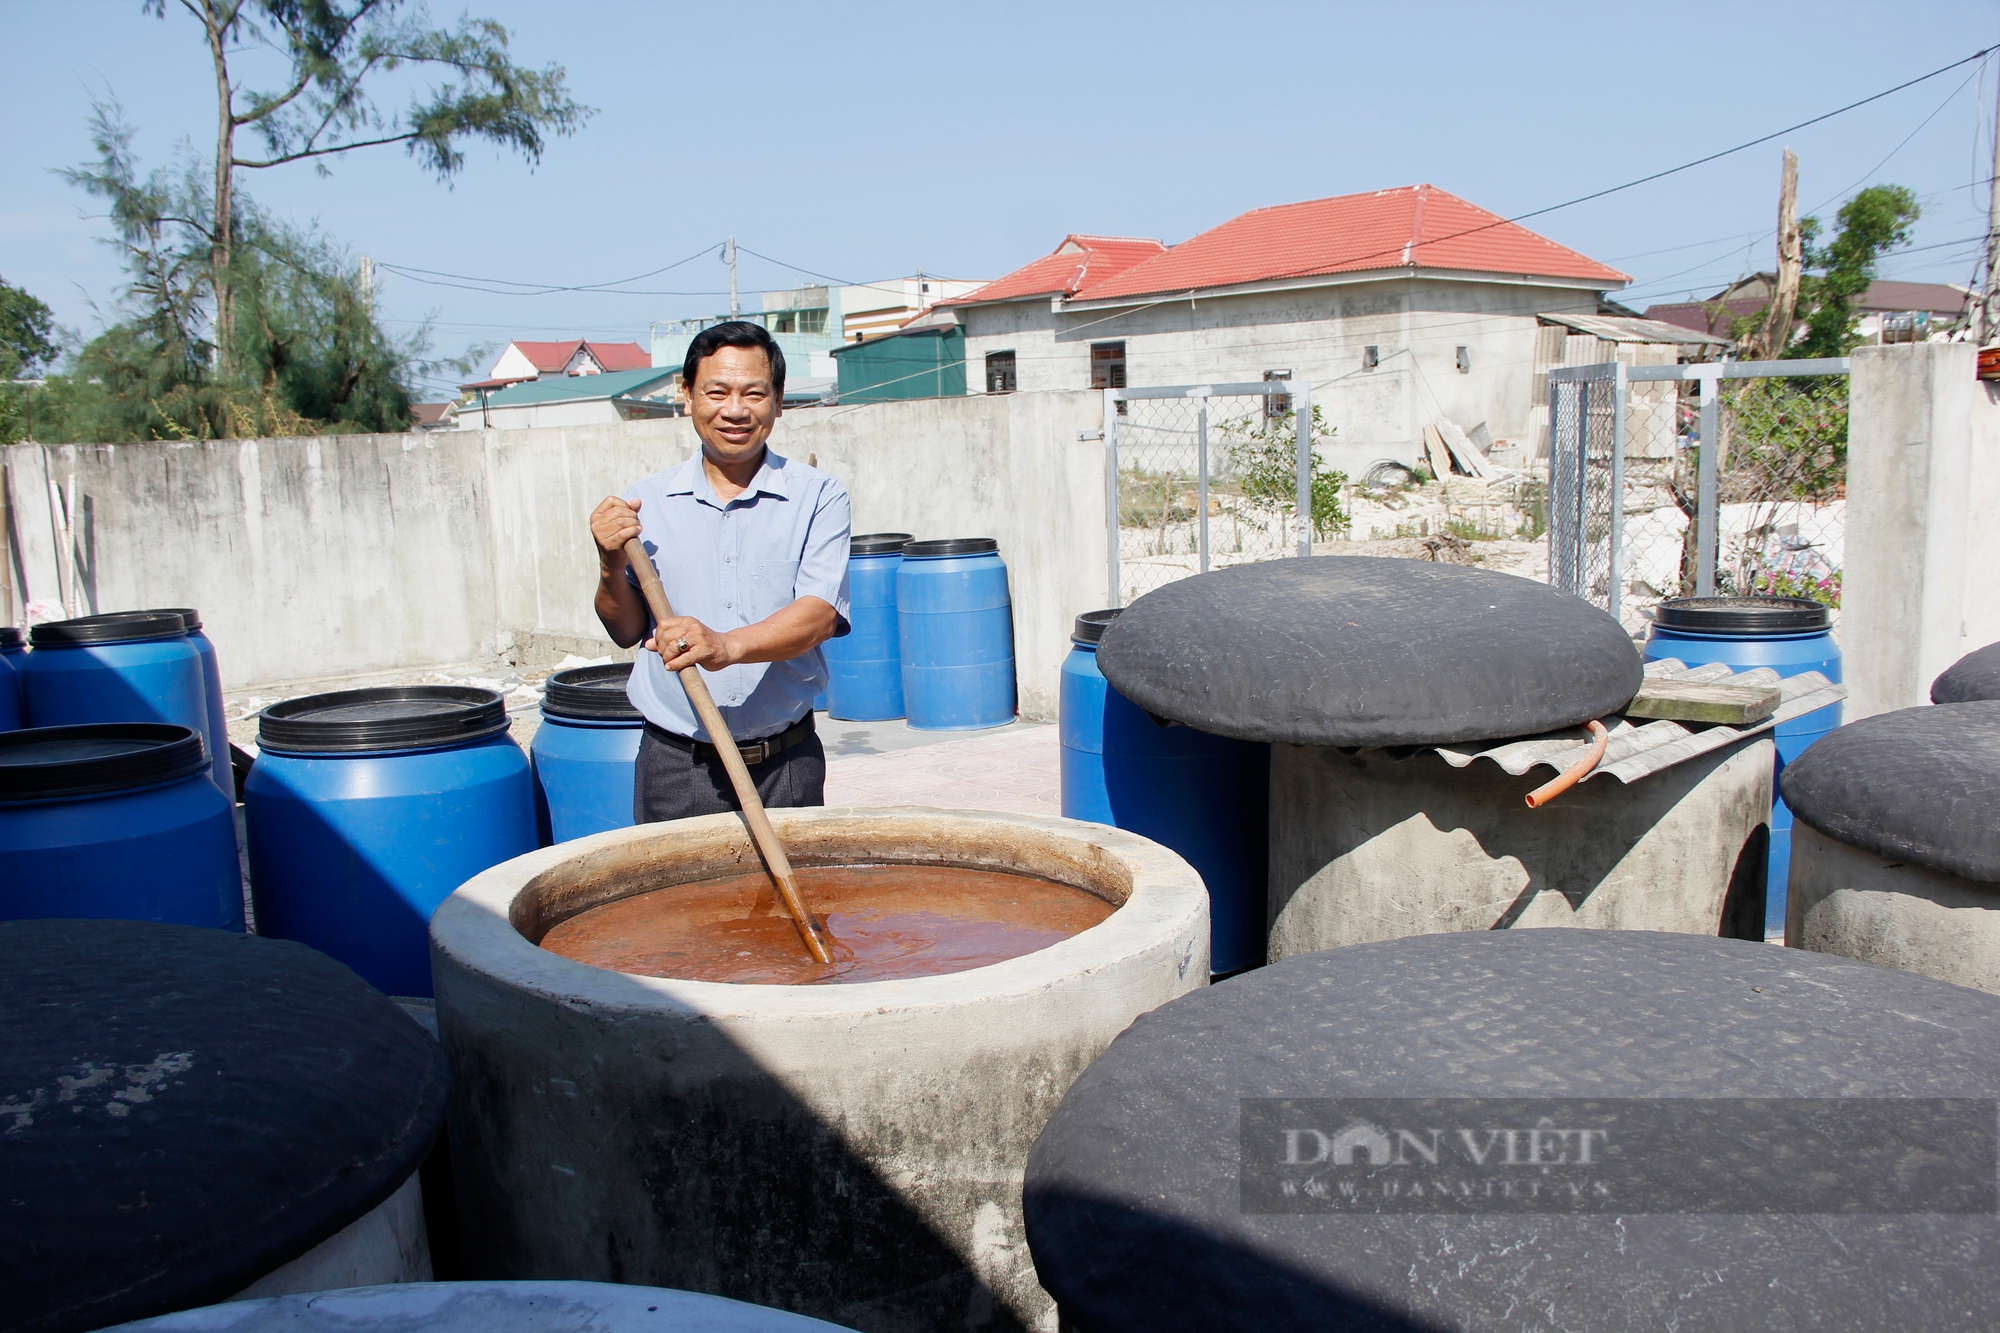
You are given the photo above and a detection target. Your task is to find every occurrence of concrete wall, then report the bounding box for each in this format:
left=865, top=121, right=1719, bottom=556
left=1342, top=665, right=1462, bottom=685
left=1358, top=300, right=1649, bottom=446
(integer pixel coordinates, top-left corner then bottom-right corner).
left=958, top=276, right=1600, bottom=476
left=1843, top=343, right=2000, bottom=720
left=2, top=390, right=1108, bottom=720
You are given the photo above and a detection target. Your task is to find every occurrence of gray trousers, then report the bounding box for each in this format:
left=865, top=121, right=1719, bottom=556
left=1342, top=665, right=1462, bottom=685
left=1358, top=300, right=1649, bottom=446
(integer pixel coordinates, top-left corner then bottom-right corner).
left=632, top=727, right=827, bottom=824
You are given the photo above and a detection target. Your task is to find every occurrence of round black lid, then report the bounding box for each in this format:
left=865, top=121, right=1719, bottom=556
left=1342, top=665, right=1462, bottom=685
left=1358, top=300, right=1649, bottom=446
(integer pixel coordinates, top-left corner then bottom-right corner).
left=1025, top=931, right=2000, bottom=1333
left=902, top=537, right=998, bottom=558
left=541, top=662, right=640, bottom=720
left=30, top=611, right=187, bottom=647
left=0, top=918, right=448, bottom=1333
left=258, top=685, right=508, bottom=755
left=1779, top=701, right=2000, bottom=882
left=0, top=723, right=210, bottom=802
left=1073, top=609, right=1121, bottom=645
left=851, top=531, right=913, bottom=556
left=1934, top=641, right=2000, bottom=705
left=1097, top=557, right=1642, bottom=746
left=1652, top=595, right=1830, bottom=635
left=0, top=625, right=22, bottom=650
left=145, top=606, right=203, bottom=631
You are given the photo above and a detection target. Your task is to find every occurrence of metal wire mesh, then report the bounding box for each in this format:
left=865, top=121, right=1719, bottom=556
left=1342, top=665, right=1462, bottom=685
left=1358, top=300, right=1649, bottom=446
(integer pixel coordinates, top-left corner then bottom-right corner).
left=1548, top=370, right=1616, bottom=606
left=1715, top=377, right=1847, bottom=607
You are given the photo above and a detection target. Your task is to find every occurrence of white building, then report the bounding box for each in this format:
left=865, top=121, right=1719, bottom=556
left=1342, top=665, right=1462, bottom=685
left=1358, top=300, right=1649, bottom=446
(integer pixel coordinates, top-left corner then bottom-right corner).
left=936, top=186, right=1632, bottom=476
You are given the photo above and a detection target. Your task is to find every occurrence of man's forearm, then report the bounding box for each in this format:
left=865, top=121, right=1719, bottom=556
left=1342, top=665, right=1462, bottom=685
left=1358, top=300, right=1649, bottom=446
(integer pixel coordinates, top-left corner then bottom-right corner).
left=595, top=556, right=650, bottom=648
left=720, top=596, right=839, bottom=665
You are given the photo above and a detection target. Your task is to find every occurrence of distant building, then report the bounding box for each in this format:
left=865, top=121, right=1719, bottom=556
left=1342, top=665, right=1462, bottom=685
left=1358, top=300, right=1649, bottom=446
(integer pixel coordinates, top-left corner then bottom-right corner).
left=461, top=366, right=679, bottom=430
left=938, top=186, right=1630, bottom=473
left=831, top=324, right=966, bottom=403
left=410, top=401, right=460, bottom=431
left=1643, top=276, right=1972, bottom=345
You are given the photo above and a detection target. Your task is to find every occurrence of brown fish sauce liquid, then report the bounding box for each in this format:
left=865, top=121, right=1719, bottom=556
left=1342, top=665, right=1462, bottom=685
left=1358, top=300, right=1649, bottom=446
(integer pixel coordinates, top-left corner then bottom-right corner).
left=538, top=864, right=1117, bottom=985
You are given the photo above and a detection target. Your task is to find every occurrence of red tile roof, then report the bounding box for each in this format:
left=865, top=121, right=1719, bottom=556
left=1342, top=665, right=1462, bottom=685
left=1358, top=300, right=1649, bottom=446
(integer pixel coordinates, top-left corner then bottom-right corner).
left=937, top=235, right=1168, bottom=307
left=509, top=339, right=651, bottom=373
left=1075, top=185, right=1628, bottom=303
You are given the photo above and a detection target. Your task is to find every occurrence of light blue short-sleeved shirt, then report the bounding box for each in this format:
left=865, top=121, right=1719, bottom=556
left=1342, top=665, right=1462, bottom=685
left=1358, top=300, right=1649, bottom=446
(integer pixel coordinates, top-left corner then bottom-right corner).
left=621, top=449, right=851, bottom=741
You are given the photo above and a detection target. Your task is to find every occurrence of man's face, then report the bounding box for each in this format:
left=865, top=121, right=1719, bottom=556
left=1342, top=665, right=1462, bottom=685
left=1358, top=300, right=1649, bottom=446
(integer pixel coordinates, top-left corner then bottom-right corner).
left=687, top=345, right=781, bottom=467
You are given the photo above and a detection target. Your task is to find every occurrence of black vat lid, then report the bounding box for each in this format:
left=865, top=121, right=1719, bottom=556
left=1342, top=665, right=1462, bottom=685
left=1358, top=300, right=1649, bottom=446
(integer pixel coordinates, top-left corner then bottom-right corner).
left=850, top=532, right=913, bottom=556
left=145, top=606, right=203, bottom=631
left=0, top=625, right=22, bottom=650
left=30, top=611, right=187, bottom=647
left=1025, top=930, right=2000, bottom=1333
left=902, top=537, right=998, bottom=558
left=1652, top=595, right=1830, bottom=635
left=542, top=662, right=640, bottom=721
left=0, top=918, right=448, bottom=1333
left=1096, top=557, right=1641, bottom=747
left=1780, top=702, right=2000, bottom=882
left=0, top=723, right=210, bottom=802
left=258, top=685, right=508, bottom=755
left=1073, top=609, right=1121, bottom=645
left=1934, top=641, right=2000, bottom=705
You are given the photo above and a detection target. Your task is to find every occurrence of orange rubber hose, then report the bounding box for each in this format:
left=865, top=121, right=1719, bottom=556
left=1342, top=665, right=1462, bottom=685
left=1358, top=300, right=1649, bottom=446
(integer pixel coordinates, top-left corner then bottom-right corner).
left=1524, top=719, right=1610, bottom=809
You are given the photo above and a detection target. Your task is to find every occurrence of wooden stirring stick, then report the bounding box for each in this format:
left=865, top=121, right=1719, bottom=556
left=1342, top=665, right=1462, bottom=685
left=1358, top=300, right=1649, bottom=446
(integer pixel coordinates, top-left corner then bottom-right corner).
left=623, top=537, right=834, bottom=964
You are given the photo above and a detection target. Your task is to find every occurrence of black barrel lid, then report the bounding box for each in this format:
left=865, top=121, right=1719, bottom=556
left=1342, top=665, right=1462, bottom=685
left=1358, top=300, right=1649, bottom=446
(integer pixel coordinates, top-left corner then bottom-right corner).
left=902, top=537, right=998, bottom=558
left=30, top=611, right=188, bottom=647
left=1934, top=641, right=2000, bottom=705
left=0, top=918, right=448, bottom=1333
left=1073, top=609, right=1121, bottom=645
left=0, top=723, right=210, bottom=802
left=1025, top=931, right=2000, bottom=1333
left=0, top=625, right=22, bottom=650
left=541, top=662, right=641, bottom=720
left=1097, top=557, right=1641, bottom=747
left=146, top=606, right=203, bottom=631
left=258, top=685, right=507, bottom=755
left=851, top=532, right=913, bottom=556
left=1780, top=701, right=2000, bottom=882
left=1652, top=595, right=1830, bottom=635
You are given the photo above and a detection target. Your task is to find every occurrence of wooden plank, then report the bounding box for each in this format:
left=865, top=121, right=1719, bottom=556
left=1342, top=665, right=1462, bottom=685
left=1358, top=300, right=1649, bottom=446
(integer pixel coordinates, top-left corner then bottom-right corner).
left=1434, top=418, right=1493, bottom=478
left=1624, top=677, right=1782, bottom=725
left=1421, top=424, right=1452, bottom=481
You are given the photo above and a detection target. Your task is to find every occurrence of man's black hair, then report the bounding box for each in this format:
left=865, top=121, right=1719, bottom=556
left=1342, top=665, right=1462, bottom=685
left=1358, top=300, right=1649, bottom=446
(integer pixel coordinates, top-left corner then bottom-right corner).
left=682, top=320, right=786, bottom=400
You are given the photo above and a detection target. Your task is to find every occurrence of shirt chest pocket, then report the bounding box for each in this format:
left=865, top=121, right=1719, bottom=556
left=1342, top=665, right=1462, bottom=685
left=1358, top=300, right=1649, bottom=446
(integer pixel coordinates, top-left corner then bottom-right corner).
left=749, top=553, right=802, bottom=612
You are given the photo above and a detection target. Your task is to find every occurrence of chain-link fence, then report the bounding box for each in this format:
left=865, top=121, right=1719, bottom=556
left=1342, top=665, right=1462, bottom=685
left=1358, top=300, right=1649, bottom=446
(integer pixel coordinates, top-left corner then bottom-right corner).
left=1105, top=383, right=1343, bottom=606
left=1550, top=359, right=1849, bottom=631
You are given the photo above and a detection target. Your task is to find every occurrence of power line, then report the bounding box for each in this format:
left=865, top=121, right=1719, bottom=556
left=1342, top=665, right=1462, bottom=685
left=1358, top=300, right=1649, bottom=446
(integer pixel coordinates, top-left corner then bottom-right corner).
left=373, top=242, right=724, bottom=297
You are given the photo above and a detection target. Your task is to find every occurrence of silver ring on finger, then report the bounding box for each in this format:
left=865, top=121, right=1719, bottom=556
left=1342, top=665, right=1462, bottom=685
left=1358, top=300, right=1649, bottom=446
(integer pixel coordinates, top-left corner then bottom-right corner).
left=675, top=636, right=690, bottom=654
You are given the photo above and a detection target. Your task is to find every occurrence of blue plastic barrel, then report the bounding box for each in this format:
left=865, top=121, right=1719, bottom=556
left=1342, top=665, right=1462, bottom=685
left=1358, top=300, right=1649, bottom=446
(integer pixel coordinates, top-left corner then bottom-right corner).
left=148, top=608, right=233, bottom=801
left=531, top=662, right=643, bottom=845
left=1643, top=596, right=1842, bottom=938
left=22, top=616, right=212, bottom=786
left=0, top=628, right=22, bottom=732
left=245, top=686, right=536, bottom=996
left=824, top=532, right=912, bottom=721
left=1061, top=610, right=1270, bottom=974
left=0, top=722, right=242, bottom=929
left=897, top=538, right=1016, bottom=730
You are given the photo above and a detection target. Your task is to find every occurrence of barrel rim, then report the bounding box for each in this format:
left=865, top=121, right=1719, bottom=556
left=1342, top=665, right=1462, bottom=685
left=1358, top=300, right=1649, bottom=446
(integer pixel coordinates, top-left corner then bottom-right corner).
left=850, top=532, right=913, bottom=556
left=0, top=626, right=22, bottom=650
left=146, top=606, right=203, bottom=631
left=1073, top=609, right=1122, bottom=645
left=0, top=722, right=209, bottom=801
left=1651, top=595, right=1831, bottom=635
left=30, top=611, right=188, bottom=646
left=542, top=662, right=642, bottom=721
left=903, top=538, right=999, bottom=559
left=258, top=685, right=509, bottom=754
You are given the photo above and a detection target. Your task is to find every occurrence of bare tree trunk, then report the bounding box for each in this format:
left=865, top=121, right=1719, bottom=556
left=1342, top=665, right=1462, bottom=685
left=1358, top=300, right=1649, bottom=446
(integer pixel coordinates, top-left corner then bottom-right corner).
left=1752, top=149, right=1801, bottom=360
left=200, top=1, right=237, bottom=380
left=1982, top=76, right=2000, bottom=345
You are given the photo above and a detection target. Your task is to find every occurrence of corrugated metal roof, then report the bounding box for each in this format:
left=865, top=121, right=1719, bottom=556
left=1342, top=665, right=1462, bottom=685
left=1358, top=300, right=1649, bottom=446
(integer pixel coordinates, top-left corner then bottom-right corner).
left=481, top=365, right=676, bottom=407
left=1074, top=185, right=1629, bottom=303
left=1537, top=312, right=1734, bottom=347
left=936, top=235, right=1168, bottom=308
left=1426, top=659, right=1846, bottom=785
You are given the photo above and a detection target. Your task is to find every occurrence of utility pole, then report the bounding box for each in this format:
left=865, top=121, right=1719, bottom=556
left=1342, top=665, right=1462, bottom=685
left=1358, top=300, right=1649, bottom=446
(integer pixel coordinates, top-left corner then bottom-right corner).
left=727, top=237, right=739, bottom=319
left=1753, top=149, right=1801, bottom=360
left=1982, top=69, right=2000, bottom=345
left=358, top=255, right=373, bottom=310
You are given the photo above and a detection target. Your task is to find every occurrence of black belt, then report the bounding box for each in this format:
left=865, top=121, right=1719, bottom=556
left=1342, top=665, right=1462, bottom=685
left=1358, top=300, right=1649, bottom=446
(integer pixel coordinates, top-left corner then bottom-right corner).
left=645, top=712, right=814, bottom=766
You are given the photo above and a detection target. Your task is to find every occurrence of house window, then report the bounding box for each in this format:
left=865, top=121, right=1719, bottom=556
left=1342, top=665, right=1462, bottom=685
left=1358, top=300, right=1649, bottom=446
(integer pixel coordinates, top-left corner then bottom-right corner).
left=1363, top=345, right=1380, bottom=371
left=1263, top=369, right=1291, bottom=421
left=772, top=312, right=797, bottom=333
left=798, top=308, right=827, bottom=334
left=986, top=351, right=1018, bottom=394
left=1091, top=341, right=1127, bottom=414
left=1455, top=346, right=1471, bottom=374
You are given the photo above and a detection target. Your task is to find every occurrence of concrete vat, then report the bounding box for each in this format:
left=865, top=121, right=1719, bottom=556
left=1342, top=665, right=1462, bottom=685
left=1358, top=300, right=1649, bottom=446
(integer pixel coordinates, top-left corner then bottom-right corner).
left=430, top=807, right=1209, bottom=1333
left=1268, top=734, right=1775, bottom=957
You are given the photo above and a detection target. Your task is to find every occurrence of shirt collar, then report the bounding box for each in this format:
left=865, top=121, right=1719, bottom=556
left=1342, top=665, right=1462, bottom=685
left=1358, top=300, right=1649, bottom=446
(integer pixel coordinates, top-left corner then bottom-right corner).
left=662, top=448, right=793, bottom=507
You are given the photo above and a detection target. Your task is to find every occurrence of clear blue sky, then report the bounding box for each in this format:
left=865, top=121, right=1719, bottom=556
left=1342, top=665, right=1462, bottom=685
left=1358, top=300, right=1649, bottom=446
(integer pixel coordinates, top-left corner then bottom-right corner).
left=4, top=0, right=1996, bottom=400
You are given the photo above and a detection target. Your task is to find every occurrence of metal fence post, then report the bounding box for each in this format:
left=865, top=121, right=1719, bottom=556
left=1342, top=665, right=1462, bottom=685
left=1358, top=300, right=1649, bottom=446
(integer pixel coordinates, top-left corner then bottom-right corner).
left=1193, top=388, right=1211, bottom=574
left=1609, top=360, right=1627, bottom=627
left=1104, top=387, right=1121, bottom=607
left=1695, top=369, right=1720, bottom=598
left=1294, top=380, right=1313, bottom=557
